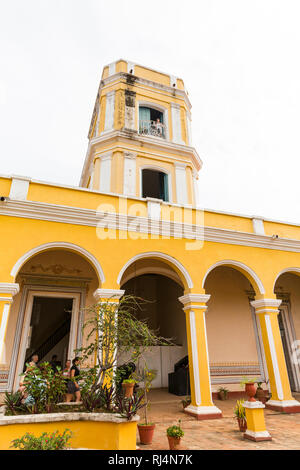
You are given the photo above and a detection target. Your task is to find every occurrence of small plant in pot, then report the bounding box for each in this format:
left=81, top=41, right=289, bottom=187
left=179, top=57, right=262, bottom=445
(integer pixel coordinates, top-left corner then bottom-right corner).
left=133, top=364, right=157, bottom=445
left=166, top=420, right=184, bottom=450
left=181, top=396, right=191, bottom=409
left=234, top=399, right=247, bottom=432
left=217, top=387, right=229, bottom=401
left=255, top=381, right=267, bottom=404
left=122, top=377, right=136, bottom=398
left=240, top=377, right=258, bottom=402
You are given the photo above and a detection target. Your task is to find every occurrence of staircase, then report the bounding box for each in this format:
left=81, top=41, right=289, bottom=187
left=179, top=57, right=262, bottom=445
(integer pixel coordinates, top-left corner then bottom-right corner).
left=25, top=317, right=71, bottom=366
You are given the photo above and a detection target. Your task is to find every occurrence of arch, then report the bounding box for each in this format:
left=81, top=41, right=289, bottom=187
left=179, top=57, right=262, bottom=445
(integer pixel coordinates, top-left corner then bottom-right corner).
left=202, top=259, right=265, bottom=295
left=117, top=252, right=193, bottom=290
left=273, top=268, right=300, bottom=291
left=10, top=242, right=105, bottom=285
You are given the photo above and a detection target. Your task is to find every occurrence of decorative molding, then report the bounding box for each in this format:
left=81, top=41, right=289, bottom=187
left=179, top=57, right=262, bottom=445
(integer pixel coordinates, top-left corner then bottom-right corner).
left=10, top=242, right=105, bottom=285
left=0, top=283, right=20, bottom=297
left=179, top=293, right=210, bottom=307
left=28, top=264, right=82, bottom=276
left=251, top=299, right=282, bottom=311
left=93, top=288, right=125, bottom=301
left=5, top=199, right=300, bottom=257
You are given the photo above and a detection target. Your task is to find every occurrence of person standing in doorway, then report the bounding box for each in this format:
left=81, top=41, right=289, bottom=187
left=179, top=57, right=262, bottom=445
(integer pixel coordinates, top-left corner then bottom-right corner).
left=66, top=357, right=81, bottom=402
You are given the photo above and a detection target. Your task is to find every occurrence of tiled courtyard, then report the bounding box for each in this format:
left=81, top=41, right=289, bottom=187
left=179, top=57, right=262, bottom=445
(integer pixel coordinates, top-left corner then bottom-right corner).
left=137, top=389, right=300, bottom=450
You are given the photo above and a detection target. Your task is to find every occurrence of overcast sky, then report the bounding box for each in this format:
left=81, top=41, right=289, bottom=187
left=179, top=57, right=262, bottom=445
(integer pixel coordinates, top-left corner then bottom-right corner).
left=1, top=1, right=300, bottom=224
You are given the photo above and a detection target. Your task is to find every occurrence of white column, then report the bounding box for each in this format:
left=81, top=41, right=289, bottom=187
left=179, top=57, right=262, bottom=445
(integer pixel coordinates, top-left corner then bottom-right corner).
left=192, top=170, right=200, bottom=207
left=175, top=163, right=188, bottom=205
left=123, top=152, right=136, bottom=197
left=99, top=153, right=112, bottom=193
left=104, top=91, right=115, bottom=132
left=171, top=103, right=183, bottom=144
left=186, top=111, right=192, bottom=145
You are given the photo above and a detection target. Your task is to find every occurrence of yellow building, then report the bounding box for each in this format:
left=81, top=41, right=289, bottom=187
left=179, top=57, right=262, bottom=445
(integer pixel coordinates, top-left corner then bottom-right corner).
left=1, top=59, right=300, bottom=419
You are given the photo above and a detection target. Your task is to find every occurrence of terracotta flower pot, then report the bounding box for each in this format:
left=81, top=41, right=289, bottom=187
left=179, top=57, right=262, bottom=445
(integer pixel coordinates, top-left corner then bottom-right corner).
left=167, top=435, right=181, bottom=450
left=255, top=388, right=267, bottom=404
left=122, top=382, right=134, bottom=398
left=245, top=382, right=256, bottom=402
left=218, top=391, right=228, bottom=401
left=237, top=417, right=247, bottom=432
left=138, top=423, right=156, bottom=445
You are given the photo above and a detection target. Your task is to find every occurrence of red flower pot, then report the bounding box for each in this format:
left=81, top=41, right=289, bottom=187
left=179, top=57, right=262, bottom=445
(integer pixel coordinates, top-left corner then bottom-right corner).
left=167, top=436, right=181, bottom=450
left=245, top=382, right=257, bottom=402
left=138, top=424, right=155, bottom=445
left=237, top=417, right=247, bottom=432
left=122, top=382, right=134, bottom=398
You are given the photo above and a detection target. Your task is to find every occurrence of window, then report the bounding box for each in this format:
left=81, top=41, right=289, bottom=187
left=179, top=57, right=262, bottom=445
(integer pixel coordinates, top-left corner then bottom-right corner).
left=139, top=106, right=166, bottom=138
left=142, top=169, right=169, bottom=201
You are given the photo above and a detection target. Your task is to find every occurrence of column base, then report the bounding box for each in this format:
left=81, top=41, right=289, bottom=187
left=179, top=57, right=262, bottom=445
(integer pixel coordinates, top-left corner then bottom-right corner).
left=265, top=399, right=300, bottom=413
left=244, top=430, right=272, bottom=442
left=184, top=404, right=223, bottom=420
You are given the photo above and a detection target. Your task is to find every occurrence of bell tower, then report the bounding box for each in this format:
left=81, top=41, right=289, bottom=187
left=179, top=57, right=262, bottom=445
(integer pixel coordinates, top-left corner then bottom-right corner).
left=80, top=59, right=202, bottom=207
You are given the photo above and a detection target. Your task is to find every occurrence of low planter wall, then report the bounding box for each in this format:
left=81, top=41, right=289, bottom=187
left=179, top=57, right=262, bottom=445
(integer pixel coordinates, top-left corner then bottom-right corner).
left=0, top=412, right=139, bottom=450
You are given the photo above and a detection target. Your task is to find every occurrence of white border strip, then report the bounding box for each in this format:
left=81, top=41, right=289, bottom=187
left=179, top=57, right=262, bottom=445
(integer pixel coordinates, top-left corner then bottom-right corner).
left=189, top=310, right=201, bottom=406
left=265, top=314, right=284, bottom=400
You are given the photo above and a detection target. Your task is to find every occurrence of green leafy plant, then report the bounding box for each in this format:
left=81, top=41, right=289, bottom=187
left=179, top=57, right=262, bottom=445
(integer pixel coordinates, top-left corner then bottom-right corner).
left=132, top=363, right=157, bottom=425
left=218, top=387, right=229, bottom=399
left=166, top=420, right=184, bottom=438
left=122, top=378, right=136, bottom=384
left=10, top=429, right=73, bottom=450
left=74, top=295, right=172, bottom=398
left=3, top=391, right=26, bottom=416
left=234, top=399, right=246, bottom=419
left=22, top=362, right=67, bottom=413
left=115, top=392, right=146, bottom=420
left=240, top=376, right=258, bottom=387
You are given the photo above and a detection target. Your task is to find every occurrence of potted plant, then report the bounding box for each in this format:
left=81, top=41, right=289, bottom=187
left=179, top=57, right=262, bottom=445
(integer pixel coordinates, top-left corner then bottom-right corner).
left=166, top=420, right=184, bottom=450
left=181, top=396, right=191, bottom=409
left=255, top=381, right=267, bottom=404
left=234, top=399, right=247, bottom=432
left=122, top=378, right=136, bottom=398
left=217, top=387, right=229, bottom=400
left=240, top=377, right=258, bottom=401
left=134, top=364, right=157, bottom=445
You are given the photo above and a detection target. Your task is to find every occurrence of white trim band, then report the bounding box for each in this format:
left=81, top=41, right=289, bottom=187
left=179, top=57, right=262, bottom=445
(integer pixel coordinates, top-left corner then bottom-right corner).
left=244, top=429, right=271, bottom=439
left=185, top=404, right=222, bottom=416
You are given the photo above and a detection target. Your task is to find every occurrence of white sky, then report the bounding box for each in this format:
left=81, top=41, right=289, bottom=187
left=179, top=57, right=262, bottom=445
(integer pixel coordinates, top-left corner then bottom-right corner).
left=1, top=0, right=300, bottom=223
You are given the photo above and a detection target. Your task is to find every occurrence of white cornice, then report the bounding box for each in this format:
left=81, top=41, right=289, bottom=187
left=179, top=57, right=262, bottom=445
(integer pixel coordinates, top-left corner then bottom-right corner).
left=0, top=283, right=20, bottom=297
left=79, top=129, right=202, bottom=187
left=100, top=71, right=191, bottom=108
left=3, top=199, right=300, bottom=255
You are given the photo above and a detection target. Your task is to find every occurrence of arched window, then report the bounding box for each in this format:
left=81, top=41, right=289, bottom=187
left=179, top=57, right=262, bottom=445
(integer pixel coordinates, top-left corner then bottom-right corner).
left=142, top=169, right=169, bottom=201
left=139, top=106, right=166, bottom=138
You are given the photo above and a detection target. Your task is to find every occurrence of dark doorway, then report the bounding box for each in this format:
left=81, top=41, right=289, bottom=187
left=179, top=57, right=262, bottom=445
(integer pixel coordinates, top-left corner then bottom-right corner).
left=24, top=296, right=73, bottom=370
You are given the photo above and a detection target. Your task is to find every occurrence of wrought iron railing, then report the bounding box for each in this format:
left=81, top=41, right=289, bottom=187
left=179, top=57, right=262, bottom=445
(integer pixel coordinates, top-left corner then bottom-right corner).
left=139, top=120, right=166, bottom=138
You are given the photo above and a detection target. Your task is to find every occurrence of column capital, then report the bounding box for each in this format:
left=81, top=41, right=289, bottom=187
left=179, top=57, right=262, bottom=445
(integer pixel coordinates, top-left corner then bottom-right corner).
left=179, top=293, right=210, bottom=310
left=0, top=282, right=19, bottom=301
left=251, top=298, right=281, bottom=314
left=93, top=288, right=125, bottom=302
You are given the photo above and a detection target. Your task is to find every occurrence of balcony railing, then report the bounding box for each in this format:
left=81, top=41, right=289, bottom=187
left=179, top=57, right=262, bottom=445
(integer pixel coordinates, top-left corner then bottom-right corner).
left=139, top=120, right=166, bottom=138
